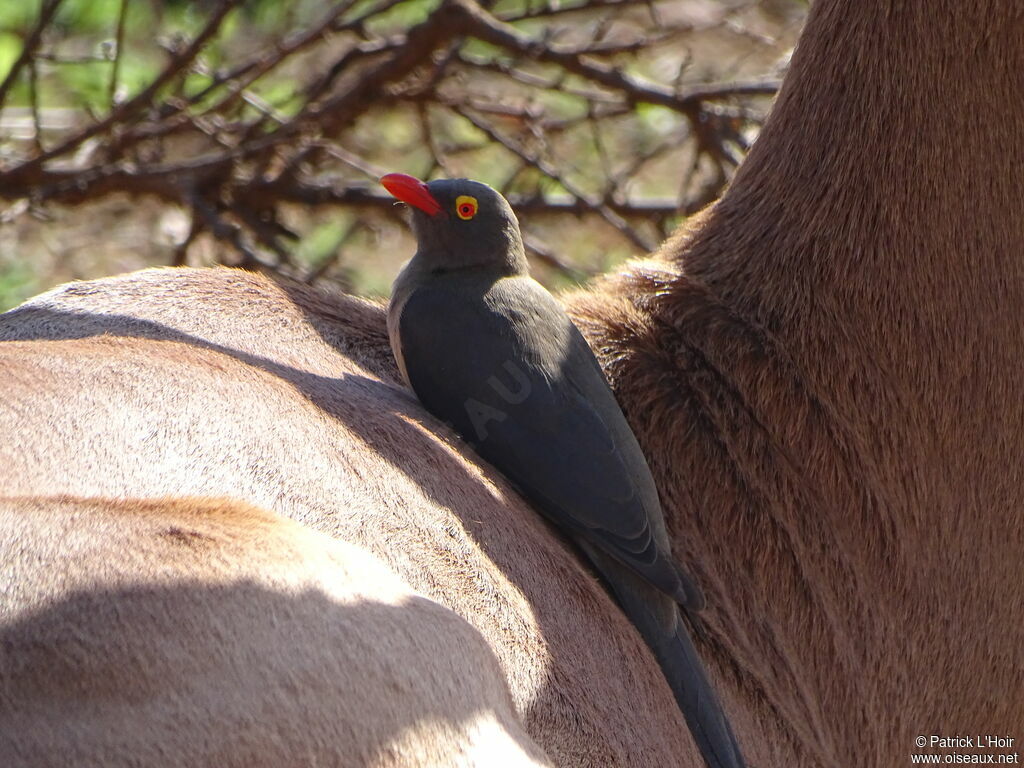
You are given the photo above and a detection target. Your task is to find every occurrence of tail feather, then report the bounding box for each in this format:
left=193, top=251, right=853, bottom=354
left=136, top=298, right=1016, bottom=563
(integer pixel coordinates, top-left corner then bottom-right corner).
left=652, top=614, right=746, bottom=768
left=581, top=544, right=747, bottom=768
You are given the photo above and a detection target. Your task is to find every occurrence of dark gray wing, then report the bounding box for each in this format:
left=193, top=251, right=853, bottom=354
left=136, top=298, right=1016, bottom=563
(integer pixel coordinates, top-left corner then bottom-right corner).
left=397, top=277, right=700, bottom=607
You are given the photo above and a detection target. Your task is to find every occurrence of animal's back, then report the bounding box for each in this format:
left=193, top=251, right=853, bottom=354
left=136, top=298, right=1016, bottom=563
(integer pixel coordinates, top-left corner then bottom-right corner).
left=0, top=495, right=549, bottom=768
left=0, top=267, right=714, bottom=767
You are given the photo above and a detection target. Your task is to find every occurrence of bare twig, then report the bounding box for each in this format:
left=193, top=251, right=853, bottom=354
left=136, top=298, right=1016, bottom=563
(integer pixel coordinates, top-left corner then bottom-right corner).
left=452, top=104, right=655, bottom=251
left=2, top=0, right=243, bottom=182
left=524, top=234, right=593, bottom=281
left=0, top=0, right=792, bottom=289
left=27, top=59, right=44, bottom=154
left=108, top=0, right=129, bottom=108
left=172, top=214, right=202, bottom=267
left=0, top=0, right=64, bottom=108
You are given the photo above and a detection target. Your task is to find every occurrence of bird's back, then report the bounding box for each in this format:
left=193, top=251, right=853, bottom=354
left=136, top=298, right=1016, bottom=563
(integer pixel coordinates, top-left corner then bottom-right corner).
left=389, top=270, right=699, bottom=609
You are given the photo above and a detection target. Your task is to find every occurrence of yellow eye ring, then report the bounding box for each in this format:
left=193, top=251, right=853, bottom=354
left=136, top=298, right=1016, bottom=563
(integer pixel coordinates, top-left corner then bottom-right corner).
left=455, top=195, right=478, bottom=220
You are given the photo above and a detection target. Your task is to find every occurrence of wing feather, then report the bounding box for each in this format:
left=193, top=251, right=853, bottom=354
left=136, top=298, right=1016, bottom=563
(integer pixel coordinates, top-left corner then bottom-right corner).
left=397, top=278, right=695, bottom=604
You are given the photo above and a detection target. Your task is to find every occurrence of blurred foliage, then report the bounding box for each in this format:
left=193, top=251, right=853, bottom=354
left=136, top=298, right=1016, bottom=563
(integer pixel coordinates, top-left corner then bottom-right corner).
left=0, top=0, right=805, bottom=310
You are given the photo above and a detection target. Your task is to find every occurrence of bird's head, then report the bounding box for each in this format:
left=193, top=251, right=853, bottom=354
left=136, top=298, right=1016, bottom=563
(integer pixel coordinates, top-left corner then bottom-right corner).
left=381, top=174, right=528, bottom=274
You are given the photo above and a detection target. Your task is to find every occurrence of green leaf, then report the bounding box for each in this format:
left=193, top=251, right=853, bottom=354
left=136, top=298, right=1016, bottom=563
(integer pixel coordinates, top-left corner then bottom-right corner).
left=0, top=260, right=38, bottom=312
left=0, top=31, right=23, bottom=85
left=295, top=219, right=349, bottom=267
left=0, top=2, right=35, bottom=32
left=55, top=0, right=123, bottom=34
left=56, top=61, right=108, bottom=111
left=364, top=0, right=441, bottom=34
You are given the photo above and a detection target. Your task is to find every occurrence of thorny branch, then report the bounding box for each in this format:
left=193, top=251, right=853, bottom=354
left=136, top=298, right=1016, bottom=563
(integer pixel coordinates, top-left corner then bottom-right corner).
left=0, top=0, right=794, bottom=285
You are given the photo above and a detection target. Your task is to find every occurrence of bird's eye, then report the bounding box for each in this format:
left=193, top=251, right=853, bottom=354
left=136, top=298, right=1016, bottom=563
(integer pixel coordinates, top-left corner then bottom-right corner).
left=455, top=195, right=478, bottom=220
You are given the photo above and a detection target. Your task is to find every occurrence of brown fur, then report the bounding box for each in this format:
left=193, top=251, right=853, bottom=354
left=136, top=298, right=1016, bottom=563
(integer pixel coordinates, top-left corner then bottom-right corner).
left=4, top=1, right=1023, bottom=765
left=0, top=268, right=703, bottom=766
left=571, top=1, right=1024, bottom=764
left=0, top=495, right=549, bottom=767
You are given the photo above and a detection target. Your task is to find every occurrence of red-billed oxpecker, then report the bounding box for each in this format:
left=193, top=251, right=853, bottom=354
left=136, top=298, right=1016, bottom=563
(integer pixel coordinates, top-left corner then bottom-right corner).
left=381, top=173, right=746, bottom=768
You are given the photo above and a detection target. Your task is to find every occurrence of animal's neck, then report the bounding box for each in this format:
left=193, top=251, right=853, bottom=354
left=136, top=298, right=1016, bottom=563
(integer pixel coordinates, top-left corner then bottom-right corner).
left=570, top=4, right=1024, bottom=761
left=680, top=0, right=1024, bottom=419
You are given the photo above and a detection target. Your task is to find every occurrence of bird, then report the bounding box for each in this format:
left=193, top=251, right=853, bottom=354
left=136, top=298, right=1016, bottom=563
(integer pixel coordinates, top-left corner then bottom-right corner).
left=381, top=172, right=747, bottom=768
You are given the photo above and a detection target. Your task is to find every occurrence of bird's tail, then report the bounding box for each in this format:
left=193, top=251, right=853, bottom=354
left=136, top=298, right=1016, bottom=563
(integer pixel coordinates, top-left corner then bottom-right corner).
left=582, top=545, right=747, bottom=768
left=650, top=612, right=746, bottom=768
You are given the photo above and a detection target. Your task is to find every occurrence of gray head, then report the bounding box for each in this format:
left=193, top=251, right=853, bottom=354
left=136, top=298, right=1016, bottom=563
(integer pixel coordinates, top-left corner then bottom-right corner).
left=381, top=174, right=528, bottom=274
